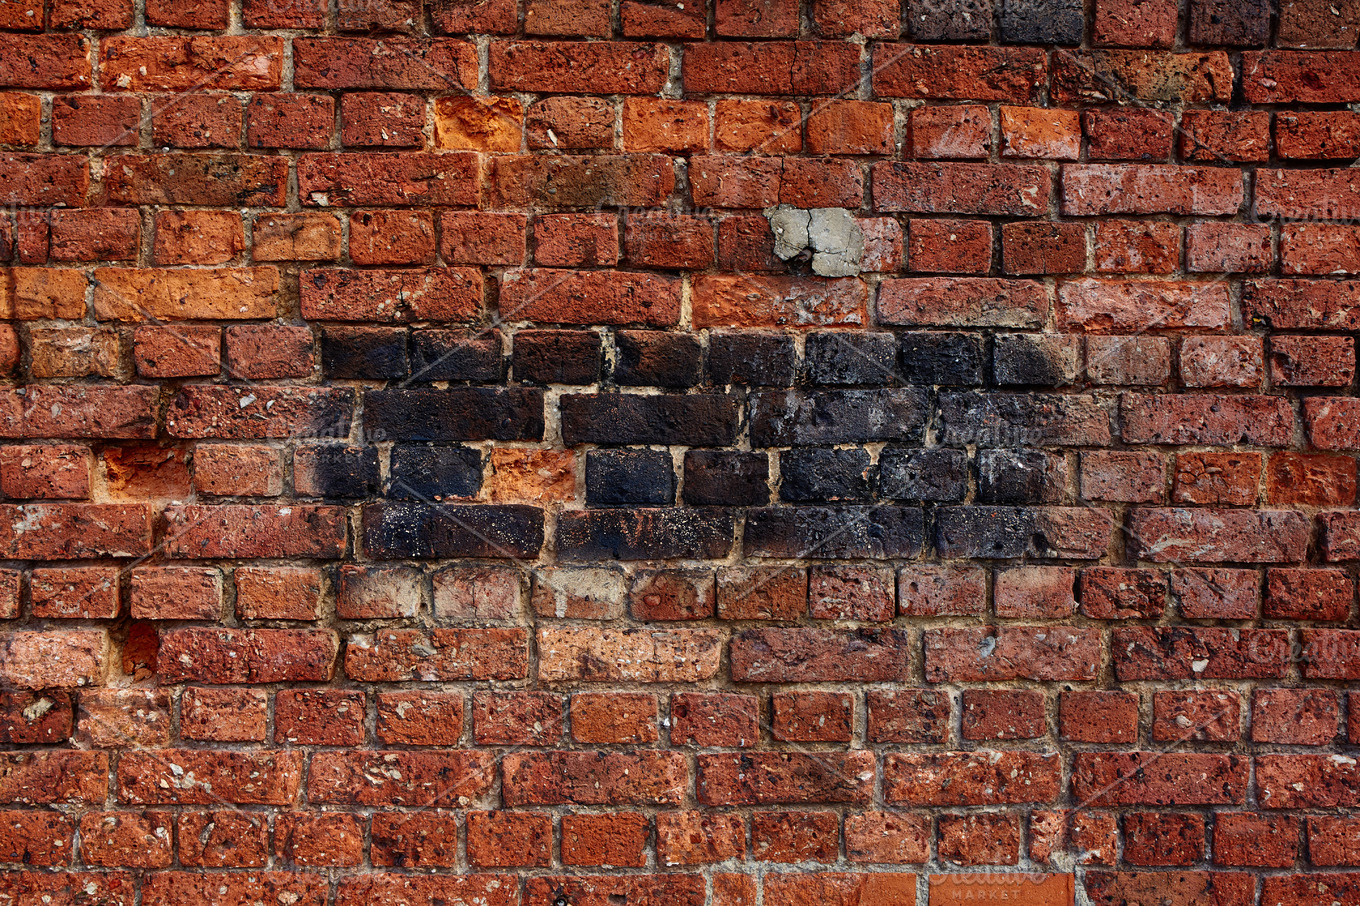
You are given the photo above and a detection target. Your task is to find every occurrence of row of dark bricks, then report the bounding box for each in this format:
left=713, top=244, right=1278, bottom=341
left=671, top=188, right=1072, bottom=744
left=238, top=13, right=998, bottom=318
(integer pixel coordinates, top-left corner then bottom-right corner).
left=327, top=328, right=1064, bottom=388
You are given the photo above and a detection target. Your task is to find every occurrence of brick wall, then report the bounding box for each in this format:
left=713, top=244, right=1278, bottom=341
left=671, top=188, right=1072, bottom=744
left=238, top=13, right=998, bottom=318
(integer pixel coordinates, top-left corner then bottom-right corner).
left=0, top=0, right=1358, bottom=902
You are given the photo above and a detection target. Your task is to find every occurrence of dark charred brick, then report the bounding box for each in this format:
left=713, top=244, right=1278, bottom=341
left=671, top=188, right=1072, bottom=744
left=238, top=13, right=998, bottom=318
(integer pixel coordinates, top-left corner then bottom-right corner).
left=939, top=392, right=1111, bottom=446
left=513, top=330, right=602, bottom=385
left=364, top=388, right=545, bottom=442
left=1001, top=0, right=1084, bottom=44
left=613, top=330, right=702, bottom=388
left=745, top=506, right=925, bottom=559
left=586, top=449, right=676, bottom=506
left=804, top=332, right=898, bottom=386
left=556, top=508, right=735, bottom=560
left=362, top=501, right=544, bottom=559
left=899, top=333, right=986, bottom=386
left=388, top=444, right=483, bottom=501
left=978, top=449, right=1067, bottom=504
left=750, top=389, right=929, bottom=446
left=993, top=334, right=1080, bottom=386
left=1189, top=0, right=1270, bottom=45
left=409, top=331, right=502, bottom=383
left=561, top=394, right=738, bottom=446
left=683, top=450, right=770, bottom=506
left=937, top=506, right=1108, bottom=559
left=708, top=331, right=796, bottom=386
left=779, top=448, right=873, bottom=502
left=321, top=327, right=408, bottom=379
left=907, top=0, right=994, bottom=40
left=295, top=445, right=380, bottom=499
left=879, top=448, right=969, bottom=501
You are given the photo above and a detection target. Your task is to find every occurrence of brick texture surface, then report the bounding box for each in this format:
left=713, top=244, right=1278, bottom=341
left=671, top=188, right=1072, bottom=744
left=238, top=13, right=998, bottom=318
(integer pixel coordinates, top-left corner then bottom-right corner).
left=0, top=0, right=1356, bottom=901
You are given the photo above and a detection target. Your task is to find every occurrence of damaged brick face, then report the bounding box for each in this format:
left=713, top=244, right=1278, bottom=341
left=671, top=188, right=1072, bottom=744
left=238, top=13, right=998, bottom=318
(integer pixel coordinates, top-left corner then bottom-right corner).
left=2, top=0, right=1360, bottom=902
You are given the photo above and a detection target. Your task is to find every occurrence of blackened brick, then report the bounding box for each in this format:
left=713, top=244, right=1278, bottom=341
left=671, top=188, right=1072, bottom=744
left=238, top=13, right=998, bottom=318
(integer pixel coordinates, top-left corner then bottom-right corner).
left=936, top=505, right=1111, bottom=559
left=879, top=448, right=969, bottom=501
left=745, top=506, right=925, bottom=559
left=557, top=508, right=735, bottom=560
left=1189, top=0, right=1271, bottom=45
left=364, top=389, right=545, bottom=442
left=295, top=445, right=380, bottom=499
left=899, top=333, right=986, bottom=386
left=1001, top=0, right=1084, bottom=44
left=388, top=445, right=483, bottom=501
left=586, top=449, right=676, bottom=506
left=993, top=334, right=1080, bottom=386
left=362, top=502, right=544, bottom=559
left=779, top=448, right=873, bottom=502
left=708, top=331, right=796, bottom=386
left=513, top=330, right=602, bottom=385
left=907, top=0, right=994, bottom=40
left=939, top=392, right=1111, bottom=446
left=320, top=327, right=408, bottom=380
left=683, top=451, right=770, bottom=506
left=614, top=330, right=702, bottom=388
left=750, top=389, right=929, bottom=446
left=978, top=449, right=1067, bottom=504
left=804, top=332, right=897, bottom=385
left=561, top=394, right=738, bottom=446
left=409, top=331, right=502, bottom=383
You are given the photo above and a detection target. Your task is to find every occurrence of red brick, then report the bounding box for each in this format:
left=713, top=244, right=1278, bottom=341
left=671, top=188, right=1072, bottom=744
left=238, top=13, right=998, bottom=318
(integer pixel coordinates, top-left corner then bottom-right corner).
left=278, top=813, right=362, bottom=868
left=0, top=154, right=88, bottom=206
left=130, top=566, right=220, bottom=620
left=571, top=692, right=658, bottom=744
left=1001, top=106, right=1081, bottom=160
left=180, top=687, right=267, bottom=742
left=151, top=94, right=241, bottom=149
left=0, top=811, right=73, bottom=866
left=562, top=813, right=649, bottom=867
left=299, top=152, right=477, bottom=207
left=525, top=0, right=609, bottom=34
left=246, top=94, right=334, bottom=150
left=526, top=96, right=616, bottom=150
left=1123, top=812, right=1205, bottom=866
left=698, top=751, right=873, bottom=805
left=133, top=325, right=220, bottom=378
left=1083, top=108, right=1174, bottom=161
left=376, top=691, right=464, bottom=746
left=671, top=692, right=759, bottom=747
left=885, top=752, right=1059, bottom=805
left=101, top=37, right=278, bottom=91
left=1094, top=0, right=1179, bottom=45
left=656, top=812, right=744, bottom=865
left=1080, top=567, right=1167, bottom=619
left=907, top=220, right=993, bottom=274
left=1271, top=335, right=1356, bottom=387
left=622, top=0, right=705, bottom=36
left=276, top=689, right=364, bottom=746
left=473, top=691, right=563, bottom=746
left=294, top=37, right=475, bottom=89
left=1213, top=813, right=1297, bottom=868
left=686, top=41, right=860, bottom=96
left=1252, top=687, right=1339, bottom=745
left=1258, top=753, right=1360, bottom=806
left=119, top=750, right=301, bottom=805
left=1172, top=451, right=1263, bottom=506
left=0, top=95, right=40, bottom=146
left=434, top=566, right=524, bottom=622
left=1268, top=452, right=1357, bottom=507
left=1277, top=111, right=1360, bottom=159
left=691, top=155, right=863, bottom=208
left=623, top=98, right=709, bottom=153
left=346, top=628, right=528, bottom=682
left=1309, top=817, right=1360, bottom=866
left=1245, top=50, right=1360, bottom=103
left=502, top=269, right=679, bottom=327
left=506, top=751, right=686, bottom=806
left=1181, top=110, right=1270, bottom=162
left=163, top=504, right=347, bottom=558
left=336, top=564, right=423, bottom=620
left=1053, top=49, right=1233, bottom=105
left=0, top=444, right=90, bottom=499
left=624, top=214, right=714, bottom=270
left=534, top=214, right=619, bottom=268
left=806, top=100, right=893, bottom=155
left=875, top=45, right=1045, bottom=101
left=493, top=41, right=669, bottom=94
left=51, top=96, right=139, bottom=147
left=715, top=99, right=802, bottom=153
left=939, top=813, right=1021, bottom=866
left=194, top=446, right=282, bottom=499
left=752, top=811, right=839, bottom=863
left=925, top=626, right=1100, bottom=682
left=158, top=627, right=337, bottom=683
left=1061, top=690, right=1139, bottom=744
left=772, top=690, right=852, bottom=742
left=876, top=162, right=1051, bottom=216
left=867, top=690, right=950, bottom=744
left=142, top=872, right=325, bottom=906
left=0, top=34, right=90, bottom=88
left=962, top=690, right=1046, bottom=740
left=467, top=811, right=552, bottom=868
left=1187, top=222, right=1273, bottom=274
left=79, top=812, right=172, bottom=868
left=1072, top=753, right=1248, bottom=806
left=809, top=564, right=894, bottom=621
left=765, top=874, right=916, bottom=906
left=845, top=811, right=929, bottom=864
left=366, top=812, right=458, bottom=869
left=1152, top=690, right=1241, bottom=742
left=341, top=92, right=425, bottom=148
